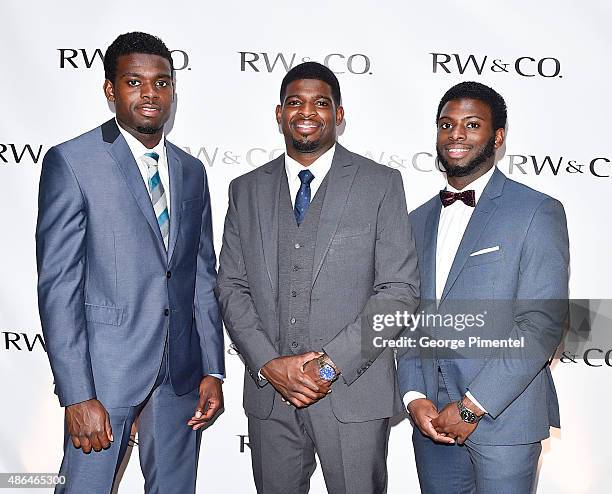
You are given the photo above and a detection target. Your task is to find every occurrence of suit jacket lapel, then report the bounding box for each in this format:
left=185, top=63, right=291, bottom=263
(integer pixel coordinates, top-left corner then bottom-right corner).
left=166, top=143, right=183, bottom=264
left=440, top=168, right=506, bottom=302
left=423, top=201, right=441, bottom=302
left=257, top=156, right=284, bottom=298
left=103, top=120, right=166, bottom=254
left=312, top=144, right=359, bottom=287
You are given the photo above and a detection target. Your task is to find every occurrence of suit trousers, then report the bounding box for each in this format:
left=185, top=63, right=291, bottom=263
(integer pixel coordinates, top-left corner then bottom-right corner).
left=248, top=393, right=390, bottom=494
left=412, top=368, right=541, bottom=494
left=56, top=343, right=202, bottom=494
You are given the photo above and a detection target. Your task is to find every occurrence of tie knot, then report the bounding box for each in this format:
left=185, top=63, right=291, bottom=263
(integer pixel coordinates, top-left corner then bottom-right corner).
left=143, top=152, right=160, bottom=167
left=298, top=169, right=315, bottom=185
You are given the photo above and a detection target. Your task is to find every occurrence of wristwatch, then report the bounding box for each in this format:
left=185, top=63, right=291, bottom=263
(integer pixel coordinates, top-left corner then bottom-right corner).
left=457, top=399, right=483, bottom=424
left=317, top=355, right=338, bottom=382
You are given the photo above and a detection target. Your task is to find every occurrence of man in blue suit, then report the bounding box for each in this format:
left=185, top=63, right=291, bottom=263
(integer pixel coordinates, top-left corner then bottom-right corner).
left=397, top=82, right=569, bottom=493
left=36, top=32, right=224, bottom=493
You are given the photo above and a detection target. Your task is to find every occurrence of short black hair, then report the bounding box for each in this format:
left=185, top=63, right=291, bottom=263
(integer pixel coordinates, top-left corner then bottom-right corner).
left=104, top=32, right=173, bottom=82
left=280, top=62, right=341, bottom=107
left=436, top=81, right=507, bottom=130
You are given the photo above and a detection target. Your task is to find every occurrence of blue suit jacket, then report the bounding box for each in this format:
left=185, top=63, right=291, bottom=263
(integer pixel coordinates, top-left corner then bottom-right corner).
left=397, top=168, right=569, bottom=445
left=36, top=119, right=224, bottom=408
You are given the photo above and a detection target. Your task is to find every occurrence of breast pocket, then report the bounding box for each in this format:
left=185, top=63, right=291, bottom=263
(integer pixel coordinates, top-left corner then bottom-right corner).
left=331, top=224, right=371, bottom=245
left=457, top=250, right=502, bottom=297
left=180, top=197, right=203, bottom=234
left=182, top=197, right=203, bottom=213
left=176, top=198, right=203, bottom=261
left=327, top=224, right=373, bottom=272
left=464, top=248, right=503, bottom=268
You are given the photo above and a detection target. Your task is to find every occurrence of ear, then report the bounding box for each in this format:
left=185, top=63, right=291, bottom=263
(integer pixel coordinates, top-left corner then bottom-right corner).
left=335, top=105, right=344, bottom=126
left=275, top=104, right=282, bottom=124
left=494, top=128, right=505, bottom=149
left=103, top=79, right=115, bottom=102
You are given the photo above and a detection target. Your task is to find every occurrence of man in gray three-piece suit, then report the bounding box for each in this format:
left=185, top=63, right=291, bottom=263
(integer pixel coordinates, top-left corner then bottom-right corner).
left=397, top=82, right=569, bottom=493
left=36, top=32, right=224, bottom=493
left=216, top=62, right=420, bottom=493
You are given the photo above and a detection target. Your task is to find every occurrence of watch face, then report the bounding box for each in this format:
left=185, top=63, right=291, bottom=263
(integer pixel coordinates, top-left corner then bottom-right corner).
left=319, top=364, right=336, bottom=381
left=459, top=409, right=476, bottom=423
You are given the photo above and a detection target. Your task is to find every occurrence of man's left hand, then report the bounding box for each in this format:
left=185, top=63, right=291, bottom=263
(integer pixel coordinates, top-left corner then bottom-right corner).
left=187, top=376, right=224, bottom=430
left=431, top=400, right=480, bottom=444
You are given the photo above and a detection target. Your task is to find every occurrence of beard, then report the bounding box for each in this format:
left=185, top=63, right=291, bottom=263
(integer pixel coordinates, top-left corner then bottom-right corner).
left=292, top=137, right=320, bottom=153
left=437, top=136, right=496, bottom=178
left=136, top=125, right=162, bottom=135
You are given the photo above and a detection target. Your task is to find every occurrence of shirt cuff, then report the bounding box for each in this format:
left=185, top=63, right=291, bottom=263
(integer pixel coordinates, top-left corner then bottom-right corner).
left=403, top=391, right=427, bottom=411
left=465, top=391, right=487, bottom=414
left=207, top=373, right=224, bottom=382
left=257, top=369, right=268, bottom=385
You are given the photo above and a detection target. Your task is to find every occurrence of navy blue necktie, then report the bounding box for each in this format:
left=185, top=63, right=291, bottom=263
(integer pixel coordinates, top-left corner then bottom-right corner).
left=294, top=169, right=315, bottom=226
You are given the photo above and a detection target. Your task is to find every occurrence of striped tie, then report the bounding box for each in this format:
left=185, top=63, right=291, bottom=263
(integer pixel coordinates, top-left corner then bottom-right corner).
left=143, top=151, right=170, bottom=249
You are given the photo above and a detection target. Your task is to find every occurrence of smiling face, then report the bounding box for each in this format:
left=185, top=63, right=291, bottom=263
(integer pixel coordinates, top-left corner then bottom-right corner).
left=103, top=53, right=174, bottom=147
left=436, top=98, right=504, bottom=187
left=276, top=79, right=344, bottom=166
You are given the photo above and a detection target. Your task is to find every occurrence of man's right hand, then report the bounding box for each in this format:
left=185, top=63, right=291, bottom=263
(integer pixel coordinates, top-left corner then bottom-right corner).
left=261, top=352, right=331, bottom=408
left=407, top=398, right=455, bottom=444
left=65, top=399, right=113, bottom=454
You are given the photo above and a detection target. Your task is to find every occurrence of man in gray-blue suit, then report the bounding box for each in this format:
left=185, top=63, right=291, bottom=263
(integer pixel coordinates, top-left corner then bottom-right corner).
left=36, top=32, right=224, bottom=493
left=397, top=82, right=569, bottom=493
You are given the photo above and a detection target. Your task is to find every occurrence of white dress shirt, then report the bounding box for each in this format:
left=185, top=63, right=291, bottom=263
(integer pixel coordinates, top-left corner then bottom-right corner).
left=116, top=119, right=170, bottom=216
left=285, top=144, right=336, bottom=206
left=403, top=166, right=497, bottom=414
left=117, top=121, right=224, bottom=381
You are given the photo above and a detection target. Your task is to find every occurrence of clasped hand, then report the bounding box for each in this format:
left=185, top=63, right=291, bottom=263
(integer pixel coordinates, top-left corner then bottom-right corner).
left=408, top=398, right=479, bottom=445
left=261, top=352, right=332, bottom=408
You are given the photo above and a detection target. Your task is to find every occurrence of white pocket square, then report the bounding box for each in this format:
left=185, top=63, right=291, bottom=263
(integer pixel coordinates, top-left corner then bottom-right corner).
left=470, top=246, right=500, bottom=257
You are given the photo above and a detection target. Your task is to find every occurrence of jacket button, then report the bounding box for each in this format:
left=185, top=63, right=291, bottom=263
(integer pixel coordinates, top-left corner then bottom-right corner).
left=164, top=309, right=170, bottom=316
left=291, top=341, right=298, bottom=348
left=290, top=317, right=296, bottom=325
left=294, top=243, right=301, bottom=249
left=291, top=291, right=297, bottom=297
left=293, top=265, right=300, bottom=272
left=166, top=271, right=172, bottom=278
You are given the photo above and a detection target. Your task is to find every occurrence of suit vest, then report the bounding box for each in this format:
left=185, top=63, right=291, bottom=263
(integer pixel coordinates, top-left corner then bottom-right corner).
left=277, top=170, right=330, bottom=355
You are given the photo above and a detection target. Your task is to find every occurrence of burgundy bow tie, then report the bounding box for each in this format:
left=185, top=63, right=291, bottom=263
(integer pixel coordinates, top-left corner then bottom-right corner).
left=439, top=189, right=476, bottom=208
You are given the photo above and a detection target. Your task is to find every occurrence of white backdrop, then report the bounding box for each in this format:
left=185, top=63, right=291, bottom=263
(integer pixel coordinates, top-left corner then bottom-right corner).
left=1, top=1, right=611, bottom=492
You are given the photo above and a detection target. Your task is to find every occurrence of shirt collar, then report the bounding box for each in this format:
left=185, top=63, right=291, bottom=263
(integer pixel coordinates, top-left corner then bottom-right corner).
left=284, top=144, right=336, bottom=183
left=115, top=118, right=166, bottom=162
left=446, top=165, right=496, bottom=204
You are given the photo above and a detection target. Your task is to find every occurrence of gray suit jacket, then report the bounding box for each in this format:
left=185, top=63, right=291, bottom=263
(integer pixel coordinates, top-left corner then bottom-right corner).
left=216, top=144, right=420, bottom=422
left=36, top=119, right=224, bottom=408
left=397, top=168, right=569, bottom=445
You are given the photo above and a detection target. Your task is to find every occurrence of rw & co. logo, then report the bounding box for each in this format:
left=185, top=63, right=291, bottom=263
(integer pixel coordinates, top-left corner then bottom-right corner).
left=58, top=49, right=191, bottom=70
left=239, top=52, right=372, bottom=74
left=431, top=52, right=562, bottom=78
